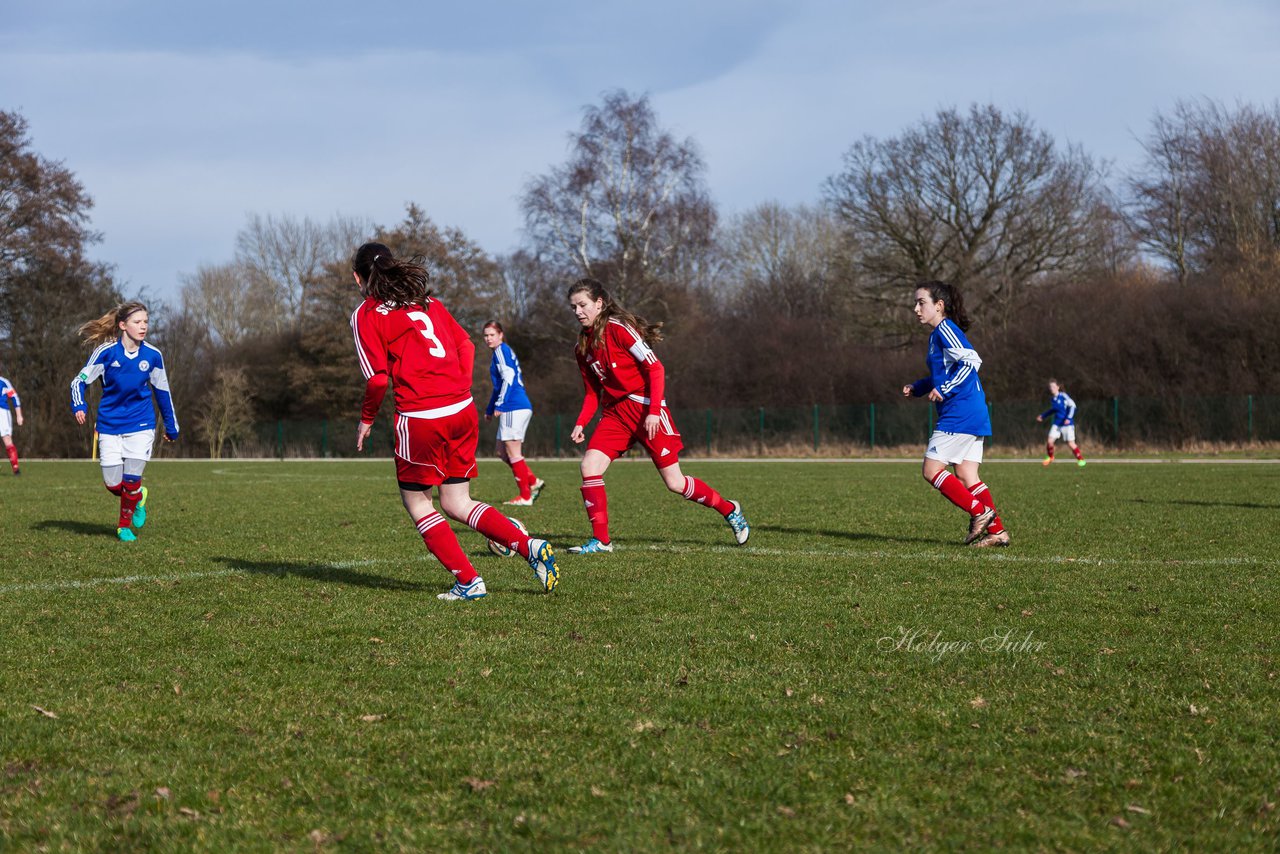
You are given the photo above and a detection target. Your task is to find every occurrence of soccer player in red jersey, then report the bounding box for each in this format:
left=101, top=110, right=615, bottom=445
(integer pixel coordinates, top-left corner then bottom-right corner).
left=350, top=243, right=559, bottom=600
left=565, top=278, right=750, bottom=554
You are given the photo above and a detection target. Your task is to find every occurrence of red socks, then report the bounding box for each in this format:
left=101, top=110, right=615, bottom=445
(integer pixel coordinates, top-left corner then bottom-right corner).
left=682, top=476, right=733, bottom=515
left=467, top=503, right=532, bottom=559
left=1046, top=444, right=1056, bottom=461
left=931, top=471, right=983, bottom=515
left=5, top=444, right=17, bottom=472
left=969, top=481, right=1005, bottom=534
left=580, top=477, right=609, bottom=543
left=415, top=512, right=478, bottom=582
left=118, top=479, right=143, bottom=528
left=510, top=457, right=535, bottom=499
left=1071, top=446, right=1084, bottom=461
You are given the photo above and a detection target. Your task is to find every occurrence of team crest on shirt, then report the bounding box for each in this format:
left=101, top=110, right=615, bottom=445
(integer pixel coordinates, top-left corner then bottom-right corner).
left=139, top=360, right=150, bottom=371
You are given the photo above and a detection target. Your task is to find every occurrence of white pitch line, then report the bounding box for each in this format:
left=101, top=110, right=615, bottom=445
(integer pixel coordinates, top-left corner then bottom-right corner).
left=3, top=545, right=1271, bottom=596
left=635, top=542, right=1273, bottom=568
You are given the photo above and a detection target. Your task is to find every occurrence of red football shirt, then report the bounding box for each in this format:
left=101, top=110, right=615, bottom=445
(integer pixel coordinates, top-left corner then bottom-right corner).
left=575, top=319, right=666, bottom=426
left=351, top=296, right=475, bottom=423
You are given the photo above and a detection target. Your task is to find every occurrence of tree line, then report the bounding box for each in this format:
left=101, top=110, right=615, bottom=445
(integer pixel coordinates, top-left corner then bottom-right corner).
left=3, top=93, right=1279, bottom=457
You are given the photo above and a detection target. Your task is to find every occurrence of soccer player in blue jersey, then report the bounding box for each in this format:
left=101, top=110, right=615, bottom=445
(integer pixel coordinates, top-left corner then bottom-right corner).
left=0, top=373, right=23, bottom=474
left=70, top=302, right=179, bottom=541
left=1037, top=379, right=1086, bottom=467
left=482, top=321, right=544, bottom=506
left=901, top=281, right=1009, bottom=547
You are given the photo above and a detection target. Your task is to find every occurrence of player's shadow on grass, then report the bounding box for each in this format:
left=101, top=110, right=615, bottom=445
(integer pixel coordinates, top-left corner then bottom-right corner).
left=1130, top=498, right=1280, bottom=510
left=31, top=519, right=116, bottom=537
left=211, top=557, right=425, bottom=591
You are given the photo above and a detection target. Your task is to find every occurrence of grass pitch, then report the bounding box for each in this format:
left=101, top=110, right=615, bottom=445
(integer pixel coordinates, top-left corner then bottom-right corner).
left=1, top=458, right=1278, bottom=850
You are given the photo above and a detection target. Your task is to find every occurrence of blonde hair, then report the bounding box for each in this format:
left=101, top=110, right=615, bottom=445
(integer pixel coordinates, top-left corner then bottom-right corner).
left=78, top=302, right=148, bottom=346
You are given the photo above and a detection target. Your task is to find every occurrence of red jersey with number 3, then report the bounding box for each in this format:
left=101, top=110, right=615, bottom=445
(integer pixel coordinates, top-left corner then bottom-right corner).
left=351, top=297, right=474, bottom=416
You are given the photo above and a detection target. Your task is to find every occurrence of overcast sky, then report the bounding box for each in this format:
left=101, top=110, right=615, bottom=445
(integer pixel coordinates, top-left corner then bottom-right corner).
left=3, top=0, right=1278, bottom=303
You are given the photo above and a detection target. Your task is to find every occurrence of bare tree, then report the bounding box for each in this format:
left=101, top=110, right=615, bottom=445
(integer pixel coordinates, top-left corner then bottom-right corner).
left=234, top=213, right=371, bottom=330
left=715, top=202, right=848, bottom=317
left=1127, top=110, right=1196, bottom=284
left=0, top=110, right=123, bottom=457
left=198, top=367, right=254, bottom=459
left=1127, top=100, right=1280, bottom=287
left=824, top=104, right=1109, bottom=320
left=520, top=90, right=717, bottom=311
left=0, top=111, right=100, bottom=274
left=179, top=262, right=280, bottom=346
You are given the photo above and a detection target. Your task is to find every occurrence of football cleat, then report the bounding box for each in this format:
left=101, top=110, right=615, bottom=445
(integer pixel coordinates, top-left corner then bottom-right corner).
left=437, top=577, right=488, bottom=601
left=117, top=527, right=136, bottom=542
left=963, top=508, right=996, bottom=544
left=11, top=468, right=18, bottom=476
left=568, top=537, right=613, bottom=554
left=132, top=486, right=149, bottom=528
left=529, top=478, right=546, bottom=501
left=1041, top=457, right=1052, bottom=466
left=503, top=496, right=535, bottom=506
left=526, top=538, right=559, bottom=592
left=971, top=529, right=1011, bottom=548
left=725, top=500, right=750, bottom=545
left=1077, top=460, right=1087, bottom=467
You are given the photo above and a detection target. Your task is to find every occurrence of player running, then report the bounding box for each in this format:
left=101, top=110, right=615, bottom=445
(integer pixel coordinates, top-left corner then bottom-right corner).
left=0, top=373, right=23, bottom=475
left=350, top=242, right=558, bottom=601
left=1037, top=379, right=1086, bottom=467
left=482, top=321, right=544, bottom=506
left=901, top=281, right=1009, bottom=547
left=566, top=277, right=749, bottom=554
left=70, top=302, right=179, bottom=541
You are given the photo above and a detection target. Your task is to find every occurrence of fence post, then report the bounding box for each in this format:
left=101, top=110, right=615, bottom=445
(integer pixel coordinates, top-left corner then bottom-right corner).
left=869, top=403, right=876, bottom=452
left=813, top=404, right=819, bottom=453
left=555, top=413, right=562, bottom=458
left=277, top=420, right=284, bottom=460
left=1112, top=397, right=1120, bottom=444
left=321, top=419, right=328, bottom=458
left=705, top=409, right=712, bottom=456
left=1248, top=395, right=1254, bottom=442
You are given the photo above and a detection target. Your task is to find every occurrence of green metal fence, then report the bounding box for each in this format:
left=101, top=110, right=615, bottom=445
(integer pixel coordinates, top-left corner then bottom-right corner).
left=186, top=394, right=1280, bottom=459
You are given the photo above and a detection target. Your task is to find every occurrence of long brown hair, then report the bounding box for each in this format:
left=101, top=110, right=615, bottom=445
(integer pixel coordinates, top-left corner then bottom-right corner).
left=567, top=278, right=663, bottom=357
left=352, top=242, right=431, bottom=309
left=78, top=302, right=148, bottom=347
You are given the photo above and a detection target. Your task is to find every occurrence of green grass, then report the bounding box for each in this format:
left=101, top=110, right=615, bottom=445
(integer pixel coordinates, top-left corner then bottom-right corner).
left=2, top=458, right=1278, bottom=850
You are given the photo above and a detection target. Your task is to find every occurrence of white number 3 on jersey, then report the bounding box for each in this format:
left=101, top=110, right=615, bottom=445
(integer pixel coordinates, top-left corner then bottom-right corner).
left=406, top=310, right=447, bottom=357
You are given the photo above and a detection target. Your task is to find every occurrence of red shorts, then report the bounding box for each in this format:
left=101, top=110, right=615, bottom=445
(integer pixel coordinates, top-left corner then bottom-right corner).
left=587, top=397, right=683, bottom=467
left=394, top=408, right=479, bottom=486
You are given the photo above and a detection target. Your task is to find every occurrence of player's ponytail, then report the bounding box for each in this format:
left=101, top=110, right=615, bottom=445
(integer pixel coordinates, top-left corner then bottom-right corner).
left=352, top=242, right=432, bottom=309
left=567, top=278, right=663, bottom=356
left=78, top=302, right=148, bottom=346
left=917, top=280, right=970, bottom=331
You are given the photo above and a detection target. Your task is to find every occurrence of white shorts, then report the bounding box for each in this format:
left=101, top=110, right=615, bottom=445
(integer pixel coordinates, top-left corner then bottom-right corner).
left=496, top=409, right=533, bottom=442
left=98, top=430, right=156, bottom=466
left=1048, top=424, right=1076, bottom=443
left=924, top=431, right=985, bottom=466
left=0, top=409, right=10, bottom=437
